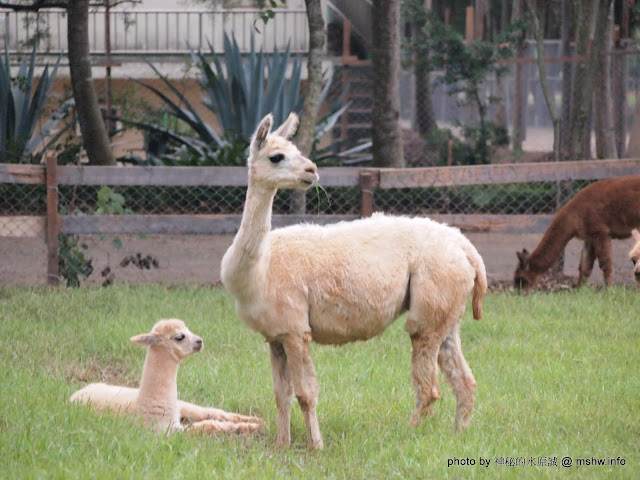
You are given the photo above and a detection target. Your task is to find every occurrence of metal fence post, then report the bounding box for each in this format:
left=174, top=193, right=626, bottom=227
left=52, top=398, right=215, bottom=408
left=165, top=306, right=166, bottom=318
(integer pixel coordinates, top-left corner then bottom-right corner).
left=46, top=154, right=60, bottom=286
left=359, top=170, right=378, bottom=218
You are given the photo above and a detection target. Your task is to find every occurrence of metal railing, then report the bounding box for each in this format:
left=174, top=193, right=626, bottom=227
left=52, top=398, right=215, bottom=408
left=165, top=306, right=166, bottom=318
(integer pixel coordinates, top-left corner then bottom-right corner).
left=0, top=7, right=309, bottom=58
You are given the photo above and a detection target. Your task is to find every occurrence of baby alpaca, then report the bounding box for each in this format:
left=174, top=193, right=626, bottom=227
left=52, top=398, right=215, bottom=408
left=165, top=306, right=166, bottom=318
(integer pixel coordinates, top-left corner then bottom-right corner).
left=629, top=229, right=640, bottom=282
left=515, top=175, right=640, bottom=291
left=70, top=319, right=261, bottom=434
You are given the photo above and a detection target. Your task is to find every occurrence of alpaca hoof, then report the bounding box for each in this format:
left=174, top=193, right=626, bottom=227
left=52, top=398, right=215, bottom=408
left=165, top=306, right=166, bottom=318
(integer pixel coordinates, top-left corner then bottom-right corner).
left=308, top=438, right=324, bottom=450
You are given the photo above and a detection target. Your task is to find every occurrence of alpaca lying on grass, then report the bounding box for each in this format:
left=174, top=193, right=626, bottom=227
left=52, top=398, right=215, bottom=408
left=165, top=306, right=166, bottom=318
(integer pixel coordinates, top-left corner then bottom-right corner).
left=70, top=319, right=262, bottom=434
left=514, top=175, right=640, bottom=292
left=221, top=113, right=487, bottom=450
left=628, top=229, right=640, bottom=283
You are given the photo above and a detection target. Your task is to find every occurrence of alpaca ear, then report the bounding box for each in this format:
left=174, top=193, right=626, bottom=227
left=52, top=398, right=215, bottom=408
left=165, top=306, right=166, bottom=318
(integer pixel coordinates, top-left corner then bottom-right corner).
left=251, top=114, right=273, bottom=154
left=130, top=333, right=161, bottom=346
left=274, top=112, right=299, bottom=139
left=632, top=229, right=640, bottom=242
left=516, top=249, right=529, bottom=268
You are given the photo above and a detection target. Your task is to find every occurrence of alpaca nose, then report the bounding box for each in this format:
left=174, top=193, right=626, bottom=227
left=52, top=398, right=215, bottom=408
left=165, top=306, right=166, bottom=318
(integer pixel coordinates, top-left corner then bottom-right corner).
left=635, top=271, right=640, bottom=281
left=306, top=163, right=317, bottom=175
left=195, top=338, right=203, bottom=350
left=305, top=162, right=318, bottom=181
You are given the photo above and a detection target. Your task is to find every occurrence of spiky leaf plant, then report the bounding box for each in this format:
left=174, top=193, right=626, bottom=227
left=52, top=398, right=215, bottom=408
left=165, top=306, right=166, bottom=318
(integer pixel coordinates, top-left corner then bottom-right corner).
left=0, top=44, right=70, bottom=163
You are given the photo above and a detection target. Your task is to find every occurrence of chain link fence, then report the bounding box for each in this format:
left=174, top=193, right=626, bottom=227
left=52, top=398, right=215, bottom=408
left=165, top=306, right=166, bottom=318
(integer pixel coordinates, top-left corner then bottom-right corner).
left=0, top=166, right=610, bottom=289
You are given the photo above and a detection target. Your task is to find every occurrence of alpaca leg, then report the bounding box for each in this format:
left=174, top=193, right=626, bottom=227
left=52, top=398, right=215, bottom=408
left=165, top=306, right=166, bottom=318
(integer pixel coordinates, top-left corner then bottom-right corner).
left=592, top=233, right=614, bottom=285
left=178, top=400, right=262, bottom=425
left=282, top=333, right=324, bottom=450
left=438, top=324, right=477, bottom=432
left=269, top=341, right=294, bottom=448
left=578, top=240, right=596, bottom=286
left=188, top=419, right=262, bottom=435
left=408, top=329, right=442, bottom=425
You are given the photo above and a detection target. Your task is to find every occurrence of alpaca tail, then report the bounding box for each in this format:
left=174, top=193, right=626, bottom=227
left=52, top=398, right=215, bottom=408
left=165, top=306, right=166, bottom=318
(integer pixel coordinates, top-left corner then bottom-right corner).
left=465, top=244, right=487, bottom=320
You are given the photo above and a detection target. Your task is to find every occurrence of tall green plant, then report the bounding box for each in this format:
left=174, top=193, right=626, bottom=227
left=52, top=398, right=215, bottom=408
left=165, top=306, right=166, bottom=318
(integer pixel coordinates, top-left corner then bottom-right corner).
left=0, top=45, right=70, bottom=163
left=193, top=33, right=302, bottom=138
left=424, top=17, right=517, bottom=164
left=131, top=32, right=352, bottom=165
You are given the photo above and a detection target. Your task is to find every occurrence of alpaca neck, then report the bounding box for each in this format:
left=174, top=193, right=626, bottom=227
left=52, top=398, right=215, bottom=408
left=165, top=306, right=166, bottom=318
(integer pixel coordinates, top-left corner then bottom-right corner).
left=224, top=181, right=276, bottom=293
left=136, top=347, right=180, bottom=415
left=528, top=212, right=576, bottom=273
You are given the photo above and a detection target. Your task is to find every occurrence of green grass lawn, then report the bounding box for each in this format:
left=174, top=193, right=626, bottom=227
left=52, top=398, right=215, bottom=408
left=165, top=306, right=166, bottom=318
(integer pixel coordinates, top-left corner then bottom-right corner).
left=1, top=285, right=638, bottom=479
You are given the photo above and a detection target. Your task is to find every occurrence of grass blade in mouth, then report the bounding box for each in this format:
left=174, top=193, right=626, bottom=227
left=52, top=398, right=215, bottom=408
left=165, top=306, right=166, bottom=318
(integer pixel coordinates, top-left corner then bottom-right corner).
left=314, top=182, right=332, bottom=215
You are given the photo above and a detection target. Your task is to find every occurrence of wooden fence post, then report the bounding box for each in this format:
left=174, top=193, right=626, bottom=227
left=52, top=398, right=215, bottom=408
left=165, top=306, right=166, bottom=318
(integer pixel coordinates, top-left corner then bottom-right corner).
left=359, top=170, right=378, bottom=218
left=46, top=154, right=60, bottom=286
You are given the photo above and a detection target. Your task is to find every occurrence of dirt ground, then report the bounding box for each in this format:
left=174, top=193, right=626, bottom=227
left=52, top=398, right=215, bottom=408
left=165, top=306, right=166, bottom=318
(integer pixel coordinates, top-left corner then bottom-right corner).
left=1, top=230, right=637, bottom=289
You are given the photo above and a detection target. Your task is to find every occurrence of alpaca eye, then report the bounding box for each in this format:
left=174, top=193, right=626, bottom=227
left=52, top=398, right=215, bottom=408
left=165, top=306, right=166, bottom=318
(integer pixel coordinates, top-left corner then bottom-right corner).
left=632, top=259, right=637, bottom=266
left=269, top=154, right=284, bottom=164
left=174, top=334, right=185, bottom=342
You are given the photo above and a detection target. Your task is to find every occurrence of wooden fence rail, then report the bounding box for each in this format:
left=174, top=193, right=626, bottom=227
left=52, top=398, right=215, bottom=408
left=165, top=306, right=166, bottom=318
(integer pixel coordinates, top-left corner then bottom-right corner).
left=2, top=158, right=640, bottom=285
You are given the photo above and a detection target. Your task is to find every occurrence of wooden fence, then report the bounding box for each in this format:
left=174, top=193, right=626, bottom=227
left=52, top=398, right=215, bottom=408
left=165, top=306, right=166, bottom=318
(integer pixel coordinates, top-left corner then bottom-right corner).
left=2, top=157, right=640, bottom=285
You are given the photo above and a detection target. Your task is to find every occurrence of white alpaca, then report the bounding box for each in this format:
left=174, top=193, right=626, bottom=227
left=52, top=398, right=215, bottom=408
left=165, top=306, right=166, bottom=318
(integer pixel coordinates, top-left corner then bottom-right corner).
left=629, top=229, right=640, bottom=282
left=220, top=113, right=487, bottom=449
left=70, top=319, right=262, bottom=434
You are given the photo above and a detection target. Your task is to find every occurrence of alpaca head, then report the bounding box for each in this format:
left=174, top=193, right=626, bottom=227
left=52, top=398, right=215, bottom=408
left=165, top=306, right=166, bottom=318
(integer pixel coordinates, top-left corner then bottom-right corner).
left=130, top=319, right=203, bottom=362
left=248, top=112, right=318, bottom=191
left=629, top=229, right=640, bottom=283
left=514, top=249, right=541, bottom=292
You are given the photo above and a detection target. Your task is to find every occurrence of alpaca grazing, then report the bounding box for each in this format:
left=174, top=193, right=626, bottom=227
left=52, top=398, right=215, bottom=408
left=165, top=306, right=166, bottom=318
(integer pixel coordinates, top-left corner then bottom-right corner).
left=70, top=319, right=262, bottom=434
left=514, top=175, right=640, bottom=291
left=628, top=229, right=640, bottom=283
left=220, top=113, right=487, bottom=449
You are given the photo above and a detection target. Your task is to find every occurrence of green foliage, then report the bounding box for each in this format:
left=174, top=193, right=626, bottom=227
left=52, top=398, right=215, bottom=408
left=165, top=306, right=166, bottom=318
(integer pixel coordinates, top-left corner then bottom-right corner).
left=58, top=187, right=133, bottom=287
left=96, top=186, right=133, bottom=215
left=193, top=33, right=302, bottom=140
left=57, top=234, right=92, bottom=288
left=0, top=44, right=71, bottom=164
left=402, top=10, right=523, bottom=165
left=426, top=19, right=514, bottom=164
left=130, top=31, right=351, bottom=166
left=1, top=285, right=639, bottom=478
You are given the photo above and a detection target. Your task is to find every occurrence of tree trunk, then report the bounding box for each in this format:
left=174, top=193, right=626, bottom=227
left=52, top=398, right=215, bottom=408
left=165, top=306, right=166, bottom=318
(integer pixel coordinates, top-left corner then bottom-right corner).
left=493, top=0, right=509, bottom=130
left=593, top=0, right=616, bottom=159
left=67, top=0, right=115, bottom=165
left=371, top=0, right=404, bottom=168
left=559, top=0, right=571, bottom=159
left=568, top=0, right=599, bottom=161
left=290, top=0, right=325, bottom=214
left=527, top=0, right=559, bottom=162
left=512, top=0, right=525, bottom=149
left=413, top=0, right=436, bottom=136
left=615, top=0, right=630, bottom=157
left=626, top=100, right=640, bottom=157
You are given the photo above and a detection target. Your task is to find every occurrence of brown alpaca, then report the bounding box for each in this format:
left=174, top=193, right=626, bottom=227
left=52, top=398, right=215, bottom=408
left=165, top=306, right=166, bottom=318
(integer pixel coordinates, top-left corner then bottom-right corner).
left=514, top=175, right=640, bottom=291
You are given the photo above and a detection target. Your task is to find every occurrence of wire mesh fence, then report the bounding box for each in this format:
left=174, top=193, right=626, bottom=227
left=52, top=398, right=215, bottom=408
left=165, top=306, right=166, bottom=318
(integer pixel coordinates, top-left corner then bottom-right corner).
left=53, top=184, right=362, bottom=217
left=371, top=180, right=595, bottom=216
left=1, top=161, right=619, bottom=290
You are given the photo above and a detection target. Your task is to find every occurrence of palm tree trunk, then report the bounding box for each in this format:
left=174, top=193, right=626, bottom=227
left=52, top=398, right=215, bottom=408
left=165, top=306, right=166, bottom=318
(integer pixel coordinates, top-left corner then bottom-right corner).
left=593, top=0, right=616, bottom=159
left=371, top=0, right=405, bottom=168
left=67, top=0, right=115, bottom=165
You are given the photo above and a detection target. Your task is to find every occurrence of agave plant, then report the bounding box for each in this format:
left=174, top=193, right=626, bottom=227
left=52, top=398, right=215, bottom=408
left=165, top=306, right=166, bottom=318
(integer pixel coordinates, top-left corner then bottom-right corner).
left=194, top=33, right=352, bottom=151
left=0, top=44, right=71, bottom=164
left=131, top=32, right=353, bottom=165
left=193, top=33, right=303, bottom=138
